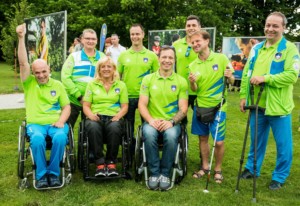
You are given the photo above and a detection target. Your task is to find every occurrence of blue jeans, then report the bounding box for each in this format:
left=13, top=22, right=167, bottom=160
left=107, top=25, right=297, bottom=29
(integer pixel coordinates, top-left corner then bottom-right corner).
left=27, top=124, right=69, bottom=180
left=143, top=123, right=180, bottom=177
left=245, top=111, right=292, bottom=183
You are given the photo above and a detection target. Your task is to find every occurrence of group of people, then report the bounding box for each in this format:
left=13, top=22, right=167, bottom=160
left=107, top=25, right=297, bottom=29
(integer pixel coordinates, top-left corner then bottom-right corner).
left=16, top=11, right=299, bottom=192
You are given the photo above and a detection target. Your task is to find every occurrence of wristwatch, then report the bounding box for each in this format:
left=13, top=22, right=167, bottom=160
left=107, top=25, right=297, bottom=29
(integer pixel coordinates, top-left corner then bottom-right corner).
left=169, top=119, right=176, bottom=127
left=77, top=96, right=83, bottom=101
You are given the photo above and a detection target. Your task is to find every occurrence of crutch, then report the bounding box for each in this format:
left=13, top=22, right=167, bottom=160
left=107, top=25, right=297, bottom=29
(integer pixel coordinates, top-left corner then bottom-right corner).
left=235, top=83, right=265, bottom=203
left=203, top=77, right=227, bottom=193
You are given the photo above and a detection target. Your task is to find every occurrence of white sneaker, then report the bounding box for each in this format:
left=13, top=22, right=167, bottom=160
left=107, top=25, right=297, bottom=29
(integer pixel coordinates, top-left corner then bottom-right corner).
left=159, top=175, right=171, bottom=190
left=148, top=176, right=160, bottom=190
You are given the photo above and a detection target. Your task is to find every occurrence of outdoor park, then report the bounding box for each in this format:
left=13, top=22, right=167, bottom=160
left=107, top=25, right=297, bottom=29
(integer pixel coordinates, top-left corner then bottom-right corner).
left=0, top=0, right=300, bottom=205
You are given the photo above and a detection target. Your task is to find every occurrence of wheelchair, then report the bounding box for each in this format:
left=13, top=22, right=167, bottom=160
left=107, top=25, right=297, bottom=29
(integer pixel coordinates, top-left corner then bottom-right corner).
left=134, top=123, right=188, bottom=190
left=17, top=121, right=76, bottom=190
left=77, top=118, right=133, bottom=180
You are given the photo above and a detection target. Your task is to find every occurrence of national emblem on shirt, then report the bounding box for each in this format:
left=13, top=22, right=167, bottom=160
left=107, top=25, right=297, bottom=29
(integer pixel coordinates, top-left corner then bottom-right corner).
left=171, top=85, right=177, bottom=92
left=275, top=52, right=282, bottom=60
left=115, top=88, right=120, bottom=94
left=143, top=58, right=149, bottom=63
left=50, top=90, right=56, bottom=96
left=212, top=64, right=218, bottom=71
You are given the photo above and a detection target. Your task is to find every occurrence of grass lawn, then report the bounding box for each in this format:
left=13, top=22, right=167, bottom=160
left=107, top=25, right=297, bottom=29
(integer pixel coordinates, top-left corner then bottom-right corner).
left=0, top=62, right=23, bottom=94
left=0, top=62, right=300, bottom=205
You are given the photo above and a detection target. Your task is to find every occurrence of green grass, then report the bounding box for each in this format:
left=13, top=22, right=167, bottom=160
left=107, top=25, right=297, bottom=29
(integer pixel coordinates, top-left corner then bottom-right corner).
left=0, top=62, right=23, bottom=94
left=0, top=81, right=300, bottom=206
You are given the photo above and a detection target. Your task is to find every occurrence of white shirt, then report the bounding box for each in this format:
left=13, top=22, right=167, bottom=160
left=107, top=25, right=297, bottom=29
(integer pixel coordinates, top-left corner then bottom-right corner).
left=106, top=44, right=126, bottom=64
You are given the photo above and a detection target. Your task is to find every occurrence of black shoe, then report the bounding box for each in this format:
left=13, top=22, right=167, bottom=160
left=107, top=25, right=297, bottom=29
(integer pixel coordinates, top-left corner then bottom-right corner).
left=95, top=164, right=106, bottom=177
left=240, top=169, right=254, bottom=179
left=36, top=175, right=49, bottom=188
left=48, top=174, right=61, bottom=187
left=269, top=180, right=283, bottom=190
left=107, top=164, right=119, bottom=177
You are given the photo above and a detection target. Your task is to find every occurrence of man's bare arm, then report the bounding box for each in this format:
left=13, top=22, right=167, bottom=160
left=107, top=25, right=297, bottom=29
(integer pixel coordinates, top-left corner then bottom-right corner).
left=16, top=23, right=30, bottom=82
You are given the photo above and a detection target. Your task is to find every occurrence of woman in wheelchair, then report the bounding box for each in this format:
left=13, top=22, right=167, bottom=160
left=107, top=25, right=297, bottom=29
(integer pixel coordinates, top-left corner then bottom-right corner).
left=82, top=56, right=128, bottom=177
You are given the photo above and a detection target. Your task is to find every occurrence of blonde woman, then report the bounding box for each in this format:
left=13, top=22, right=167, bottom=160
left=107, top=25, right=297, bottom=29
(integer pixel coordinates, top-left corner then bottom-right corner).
left=83, top=56, right=128, bottom=177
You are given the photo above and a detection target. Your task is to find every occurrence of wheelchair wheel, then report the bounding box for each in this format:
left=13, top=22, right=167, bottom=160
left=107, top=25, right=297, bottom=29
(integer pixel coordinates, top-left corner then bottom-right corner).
left=77, top=121, right=84, bottom=171
left=17, top=122, right=26, bottom=179
left=124, top=120, right=132, bottom=169
left=181, top=126, right=188, bottom=177
left=67, top=126, right=76, bottom=173
left=134, top=126, right=143, bottom=182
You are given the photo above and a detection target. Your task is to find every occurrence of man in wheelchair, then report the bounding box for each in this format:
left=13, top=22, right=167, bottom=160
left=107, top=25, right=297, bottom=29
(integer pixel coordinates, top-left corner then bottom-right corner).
left=82, top=56, right=128, bottom=177
left=16, top=24, right=71, bottom=188
left=138, top=46, right=188, bottom=190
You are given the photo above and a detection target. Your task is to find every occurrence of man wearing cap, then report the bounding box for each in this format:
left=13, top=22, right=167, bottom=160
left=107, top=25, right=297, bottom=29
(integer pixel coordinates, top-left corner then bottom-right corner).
left=152, top=36, right=161, bottom=55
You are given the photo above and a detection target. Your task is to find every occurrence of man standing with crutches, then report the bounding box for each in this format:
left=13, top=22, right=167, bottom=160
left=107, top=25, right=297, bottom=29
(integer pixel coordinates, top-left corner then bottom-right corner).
left=239, top=12, right=299, bottom=190
left=188, top=30, right=234, bottom=183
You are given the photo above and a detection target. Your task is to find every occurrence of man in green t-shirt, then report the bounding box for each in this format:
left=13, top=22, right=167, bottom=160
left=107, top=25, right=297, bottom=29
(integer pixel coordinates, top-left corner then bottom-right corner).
left=118, top=24, right=159, bottom=138
left=239, top=12, right=299, bottom=190
left=17, top=24, right=71, bottom=189
left=173, top=15, right=201, bottom=113
left=139, top=46, right=188, bottom=191
left=188, top=31, right=234, bottom=183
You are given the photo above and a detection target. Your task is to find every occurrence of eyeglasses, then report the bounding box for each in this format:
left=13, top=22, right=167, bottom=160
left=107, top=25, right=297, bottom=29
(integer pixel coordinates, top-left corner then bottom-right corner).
left=84, top=37, right=97, bottom=41
left=185, top=46, right=192, bottom=57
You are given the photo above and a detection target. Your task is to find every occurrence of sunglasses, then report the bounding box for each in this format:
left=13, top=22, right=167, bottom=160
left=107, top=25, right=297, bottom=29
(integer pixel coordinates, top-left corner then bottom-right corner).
left=185, top=46, right=192, bottom=57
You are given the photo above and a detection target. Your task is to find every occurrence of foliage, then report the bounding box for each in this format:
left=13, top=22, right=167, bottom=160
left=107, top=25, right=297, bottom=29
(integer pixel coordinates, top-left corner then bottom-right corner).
left=0, top=0, right=32, bottom=65
left=0, top=0, right=299, bottom=61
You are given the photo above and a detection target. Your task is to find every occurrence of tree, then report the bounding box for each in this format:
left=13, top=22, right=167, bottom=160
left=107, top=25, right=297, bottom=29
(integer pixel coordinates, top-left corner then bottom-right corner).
left=0, top=0, right=32, bottom=66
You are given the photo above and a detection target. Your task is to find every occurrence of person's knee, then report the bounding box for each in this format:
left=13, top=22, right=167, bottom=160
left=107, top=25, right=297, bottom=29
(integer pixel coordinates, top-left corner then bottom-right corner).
left=199, top=135, right=209, bottom=142
left=30, top=133, right=45, bottom=148
left=215, top=141, right=224, bottom=148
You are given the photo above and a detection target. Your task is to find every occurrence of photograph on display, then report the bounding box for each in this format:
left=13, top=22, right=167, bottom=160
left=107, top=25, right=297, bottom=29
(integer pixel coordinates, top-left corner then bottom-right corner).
left=148, top=27, right=216, bottom=55
left=222, top=36, right=265, bottom=81
left=25, top=11, right=67, bottom=80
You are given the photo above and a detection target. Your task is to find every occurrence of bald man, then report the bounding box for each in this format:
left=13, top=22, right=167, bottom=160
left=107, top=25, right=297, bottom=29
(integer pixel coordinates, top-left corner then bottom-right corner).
left=17, top=24, right=71, bottom=189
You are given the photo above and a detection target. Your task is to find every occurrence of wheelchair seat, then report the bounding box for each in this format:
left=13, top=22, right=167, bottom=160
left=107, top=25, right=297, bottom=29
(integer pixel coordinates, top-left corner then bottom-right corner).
left=17, top=120, right=76, bottom=190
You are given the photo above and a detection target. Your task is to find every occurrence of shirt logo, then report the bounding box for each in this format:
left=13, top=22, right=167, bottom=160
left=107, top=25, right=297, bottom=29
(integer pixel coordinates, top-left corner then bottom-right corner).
left=115, top=88, right=120, bottom=93
left=171, top=85, right=177, bottom=92
left=142, top=85, right=148, bottom=91
left=50, top=90, right=56, bottom=96
left=212, top=64, right=218, bottom=71
left=152, top=85, right=158, bottom=90
left=143, top=58, right=148, bottom=63
left=275, top=52, right=282, bottom=60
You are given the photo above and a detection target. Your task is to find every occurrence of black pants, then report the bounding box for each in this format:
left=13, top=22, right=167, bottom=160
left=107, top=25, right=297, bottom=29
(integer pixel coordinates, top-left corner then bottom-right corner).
left=85, top=117, right=123, bottom=165
left=181, top=95, right=197, bottom=125
left=68, top=103, right=86, bottom=128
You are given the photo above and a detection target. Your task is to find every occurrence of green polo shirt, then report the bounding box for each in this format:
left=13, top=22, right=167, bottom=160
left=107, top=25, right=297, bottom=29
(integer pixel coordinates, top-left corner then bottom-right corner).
left=23, top=75, right=70, bottom=125
left=240, top=37, right=300, bottom=115
left=83, top=79, right=128, bottom=116
left=173, top=37, right=198, bottom=95
left=117, top=47, right=159, bottom=98
left=189, top=51, right=233, bottom=111
left=140, top=71, right=188, bottom=120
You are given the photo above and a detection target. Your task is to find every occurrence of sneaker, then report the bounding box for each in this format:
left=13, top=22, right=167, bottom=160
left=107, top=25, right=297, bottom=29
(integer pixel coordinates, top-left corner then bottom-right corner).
left=269, top=180, right=283, bottom=190
left=36, top=175, right=49, bottom=188
left=148, top=176, right=160, bottom=190
left=107, top=164, right=119, bottom=176
left=48, top=174, right=61, bottom=187
left=240, top=169, right=254, bottom=179
left=159, top=175, right=171, bottom=191
left=95, top=164, right=106, bottom=177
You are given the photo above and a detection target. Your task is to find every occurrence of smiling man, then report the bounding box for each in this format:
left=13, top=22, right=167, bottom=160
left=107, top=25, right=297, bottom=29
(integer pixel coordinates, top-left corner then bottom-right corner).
left=188, top=30, right=234, bottom=183
left=61, top=29, right=106, bottom=128
left=239, top=12, right=300, bottom=190
left=118, top=24, right=159, bottom=140
left=17, top=23, right=71, bottom=188
left=138, top=46, right=188, bottom=191
left=173, top=15, right=201, bottom=112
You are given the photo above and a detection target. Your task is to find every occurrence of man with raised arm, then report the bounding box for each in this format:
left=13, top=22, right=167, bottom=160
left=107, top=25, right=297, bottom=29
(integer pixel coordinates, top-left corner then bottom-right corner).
left=16, top=23, right=70, bottom=188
